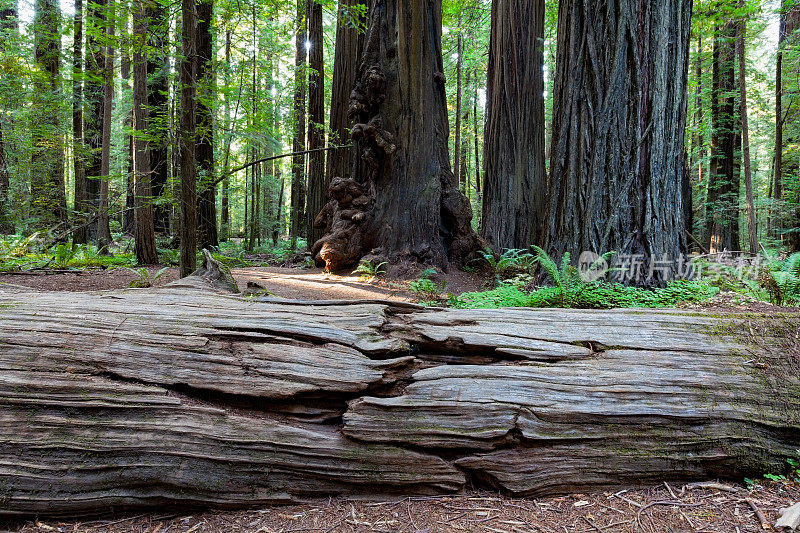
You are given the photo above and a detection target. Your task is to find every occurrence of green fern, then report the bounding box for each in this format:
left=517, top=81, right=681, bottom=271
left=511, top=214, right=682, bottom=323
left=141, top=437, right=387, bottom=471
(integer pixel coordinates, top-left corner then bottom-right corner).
left=759, top=252, right=800, bottom=305
left=352, top=259, right=387, bottom=281
left=128, top=267, right=170, bottom=288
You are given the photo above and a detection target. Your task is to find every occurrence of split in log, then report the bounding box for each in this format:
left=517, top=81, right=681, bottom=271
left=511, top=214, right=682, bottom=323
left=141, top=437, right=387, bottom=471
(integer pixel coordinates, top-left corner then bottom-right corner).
left=0, top=273, right=798, bottom=517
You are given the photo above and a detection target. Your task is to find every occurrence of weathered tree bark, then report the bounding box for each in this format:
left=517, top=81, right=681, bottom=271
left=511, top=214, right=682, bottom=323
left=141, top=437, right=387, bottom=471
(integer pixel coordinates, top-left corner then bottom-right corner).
left=778, top=1, right=800, bottom=252
left=0, top=281, right=798, bottom=516
left=290, top=0, right=307, bottom=248
left=706, top=18, right=740, bottom=253
left=70, top=0, right=84, bottom=243
left=30, top=0, right=67, bottom=230
left=481, top=0, right=546, bottom=251
left=453, top=11, right=463, bottom=187
left=82, top=0, right=106, bottom=241
left=0, top=126, right=10, bottom=234
left=97, top=0, right=115, bottom=251
left=544, top=0, right=690, bottom=284
left=312, top=0, right=480, bottom=272
left=132, top=0, right=157, bottom=266
left=305, top=0, right=326, bottom=247
left=0, top=1, right=16, bottom=235
left=179, top=0, right=198, bottom=277
left=220, top=30, right=232, bottom=241
left=0, top=1, right=13, bottom=235
left=736, top=6, right=757, bottom=255
left=326, top=0, right=366, bottom=188
left=146, top=0, right=170, bottom=235
left=196, top=0, right=218, bottom=252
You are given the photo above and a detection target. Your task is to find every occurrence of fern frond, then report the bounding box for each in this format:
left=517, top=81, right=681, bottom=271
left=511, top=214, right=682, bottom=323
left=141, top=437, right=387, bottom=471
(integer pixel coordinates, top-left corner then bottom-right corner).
left=533, top=246, right=562, bottom=290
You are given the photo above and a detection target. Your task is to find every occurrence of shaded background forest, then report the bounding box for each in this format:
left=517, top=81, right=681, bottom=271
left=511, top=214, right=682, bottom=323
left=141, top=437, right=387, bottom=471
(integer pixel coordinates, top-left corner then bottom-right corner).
left=0, top=0, right=798, bottom=271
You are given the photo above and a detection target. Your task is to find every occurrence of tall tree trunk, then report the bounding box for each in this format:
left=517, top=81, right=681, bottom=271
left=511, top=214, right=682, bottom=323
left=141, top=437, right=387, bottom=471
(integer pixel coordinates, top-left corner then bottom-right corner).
left=305, top=0, right=325, bottom=247
left=83, top=0, right=106, bottom=241
left=147, top=0, right=170, bottom=235
left=481, top=0, right=546, bottom=251
left=97, top=0, right=115, bottom=251
left=196, top=0, right=217, bottom=251
left=311, top=0, right=480, bottom=272
left=326, top=0, right=365, bottom=188
left=544, top=0, right=691, bottom=285
left=473, top=67, right=481, bottom=207
left=246, top=36, right=258, bottom=252
left=774, top=0, right=788, bottom=225
left=691, top=31, right=704, bottom=247
left=290, top=0, right=307, bottom=248
left=30, top=0, right=67, bottom=230
left=71, top=0, right=85, bottom=243
left=132, top=0, right=157, bottom=265
left=0, top=1, right=15, bottom=234
left=705, top=19, right=740, bottom=253
left=453, top=12, right=463, bottom=188
left=180, top=0, right=198, bottom=277
left=220, top=30, right=231, bottom=241
left=303, top=0, right=325, bottom=247
left=779, top=1, right=800, bottom=251
left=119, top=9, right=135, bottom=235
left=0, top=125, right=9, bottom=234
left=736, top=5, right=757, bottom=255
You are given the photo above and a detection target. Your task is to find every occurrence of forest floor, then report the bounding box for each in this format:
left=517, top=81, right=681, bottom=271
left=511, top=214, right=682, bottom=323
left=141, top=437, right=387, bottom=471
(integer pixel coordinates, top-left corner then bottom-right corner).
left=0, top=264, right=798, bottom=315
left=2, top=266, right=799, bottom=532
left=4, top=482, right=799, bottom=532
left=0, top=265, right=485, bottom=301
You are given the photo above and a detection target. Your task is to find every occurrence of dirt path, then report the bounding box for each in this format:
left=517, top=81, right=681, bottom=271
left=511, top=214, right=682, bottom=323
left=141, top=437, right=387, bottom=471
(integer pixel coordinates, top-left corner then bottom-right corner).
left=0, top=265, right=486, bottom=301
left=5, top=483, right=798, bottom=532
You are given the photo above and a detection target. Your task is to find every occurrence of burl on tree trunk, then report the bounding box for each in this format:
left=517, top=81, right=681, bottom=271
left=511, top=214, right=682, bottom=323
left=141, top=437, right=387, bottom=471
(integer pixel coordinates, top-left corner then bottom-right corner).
left=311, top=0, right=480, bottom=272
left=0, top=267, right=799, bottom=517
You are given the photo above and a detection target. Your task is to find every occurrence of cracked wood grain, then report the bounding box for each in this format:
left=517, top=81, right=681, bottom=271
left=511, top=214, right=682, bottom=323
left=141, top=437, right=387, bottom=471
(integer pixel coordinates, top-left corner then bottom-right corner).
left=0, top=284, right=798, bottom=517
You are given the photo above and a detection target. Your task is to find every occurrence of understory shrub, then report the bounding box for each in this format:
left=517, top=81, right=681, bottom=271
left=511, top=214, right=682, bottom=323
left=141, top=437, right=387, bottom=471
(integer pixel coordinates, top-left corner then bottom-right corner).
left=450, top=280, right=718, bottom=310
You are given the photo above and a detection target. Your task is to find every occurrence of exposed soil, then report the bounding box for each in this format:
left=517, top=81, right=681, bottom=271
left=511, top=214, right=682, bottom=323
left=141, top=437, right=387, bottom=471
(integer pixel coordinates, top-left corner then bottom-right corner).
left=4, top=482, right=798, bottom=532
left=0, top=265, right=488, bottom=302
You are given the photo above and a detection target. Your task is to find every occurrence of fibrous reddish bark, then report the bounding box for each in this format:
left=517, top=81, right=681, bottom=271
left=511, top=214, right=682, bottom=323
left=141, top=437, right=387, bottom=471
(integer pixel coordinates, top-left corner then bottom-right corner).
left=545, top=0, right=691, bottom=283
left=179, top=0, right=198, bottom=277
left=312, top=0, right=480, bottom=272
left=196, top=0, right=218, bottom=251
left=0, top=280, right=798, bottom=517
left=132, top=0, right=157, bottom=265
left=305, top=0, right=326, bottom=247
left=146, top=0, right=170, bottom=235
left=706, top=18, right=740, bottom=253
left=481, top=0, right=546, bottom=251
left=30, top=0, right=67, bottom=230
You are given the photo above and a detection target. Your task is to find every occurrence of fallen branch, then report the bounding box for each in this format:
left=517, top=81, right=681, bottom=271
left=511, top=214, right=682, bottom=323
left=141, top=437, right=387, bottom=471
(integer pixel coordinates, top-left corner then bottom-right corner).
left=747, top=499, right=772, bottom=530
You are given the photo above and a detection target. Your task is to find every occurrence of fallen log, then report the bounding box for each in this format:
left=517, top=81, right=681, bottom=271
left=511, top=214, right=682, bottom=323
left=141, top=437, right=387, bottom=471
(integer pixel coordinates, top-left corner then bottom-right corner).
left=0, top=270, right=798, bottom=517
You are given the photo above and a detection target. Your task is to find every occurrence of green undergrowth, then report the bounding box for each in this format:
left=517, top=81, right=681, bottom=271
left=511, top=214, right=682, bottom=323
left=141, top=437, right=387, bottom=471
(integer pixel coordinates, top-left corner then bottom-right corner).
left=0, top=235, right=135, bottom=271
left=450, top=280, right=719, bottom=310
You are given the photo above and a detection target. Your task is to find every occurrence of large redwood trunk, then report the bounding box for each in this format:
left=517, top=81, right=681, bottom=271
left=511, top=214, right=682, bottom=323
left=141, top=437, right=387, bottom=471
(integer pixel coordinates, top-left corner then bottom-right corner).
left=705, top=18, right=740, bottom=253
left=312, top=0, right=480, bottom=271
left=481, top=0, right=546, bottom=251
left=30, top=0, right=67, bottom=230
left=146, top=0, right=170, bottom=235
left=80, top=0, right=106, bottom=242
left=544, top=0, right=690, bottom=283
left=325, top=0, right=366, bottom=197
left=196, top=0, right=218, bottom=251
left=305, top=0, right=326, bottom=247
